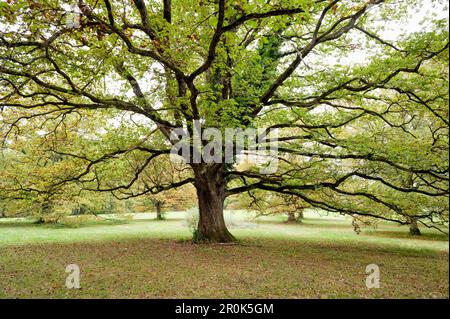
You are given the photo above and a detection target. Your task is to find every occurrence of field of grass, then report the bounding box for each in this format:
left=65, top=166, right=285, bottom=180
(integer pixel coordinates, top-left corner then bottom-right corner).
left=0, top=210, right=448, bottom=299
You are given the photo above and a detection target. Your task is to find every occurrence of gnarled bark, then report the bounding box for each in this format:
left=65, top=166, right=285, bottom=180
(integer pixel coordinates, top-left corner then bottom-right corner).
left=192, top=164, right=235, bottom=243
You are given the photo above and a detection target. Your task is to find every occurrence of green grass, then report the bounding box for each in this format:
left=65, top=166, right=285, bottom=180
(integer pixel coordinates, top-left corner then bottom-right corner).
left=0, top=211, right=448, bottom=298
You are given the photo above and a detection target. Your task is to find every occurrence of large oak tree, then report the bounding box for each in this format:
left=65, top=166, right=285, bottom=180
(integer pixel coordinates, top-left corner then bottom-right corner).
left=1, top=0, right=448, bottom=242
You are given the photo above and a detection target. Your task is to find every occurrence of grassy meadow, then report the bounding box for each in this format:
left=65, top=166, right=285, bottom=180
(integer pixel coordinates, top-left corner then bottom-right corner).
left=0, top=210, right=448, bottom=299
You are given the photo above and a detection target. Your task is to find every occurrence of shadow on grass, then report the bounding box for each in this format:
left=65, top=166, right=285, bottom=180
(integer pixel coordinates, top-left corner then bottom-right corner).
left=254, top=218, right=352, bottom=229
left=0, top=216, right=188, bottom=229
left=145, top=217, right=186, bottom=222
left=363, top=229, right=449, bottom=241
left=255, top=218, right=449, bottom=242
left=48, top=219, right=132, bottom=229
left=0, top=220, right=36, bottom=228
left=0, top=217, right=131, bottom=229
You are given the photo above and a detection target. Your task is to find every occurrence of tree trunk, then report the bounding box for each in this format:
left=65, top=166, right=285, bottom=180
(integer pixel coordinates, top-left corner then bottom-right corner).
left=155, top=201, right=163, bottom=220
left=296, top=209, right=304, bottom=223
left=409, top=218, right=421, bottom=236
left=193, top=164, right=235, bottom=243
left=287, top=212, right=296, bottom=223
left=35, top=199, right=52, bottom=223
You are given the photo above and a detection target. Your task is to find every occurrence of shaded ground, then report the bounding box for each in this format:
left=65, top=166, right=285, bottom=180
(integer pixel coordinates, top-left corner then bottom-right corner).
left=0, top=211, right=448, bottom=298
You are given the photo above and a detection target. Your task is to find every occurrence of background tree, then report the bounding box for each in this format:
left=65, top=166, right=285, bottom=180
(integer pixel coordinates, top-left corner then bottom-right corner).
left=142, top=185, right=196, bottom=220
left=232, top=189, right=308, bottom=223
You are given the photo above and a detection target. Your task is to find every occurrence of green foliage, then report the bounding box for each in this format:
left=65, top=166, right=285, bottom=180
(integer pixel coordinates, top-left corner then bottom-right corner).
left=0, top=0, right=448, bottom=239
